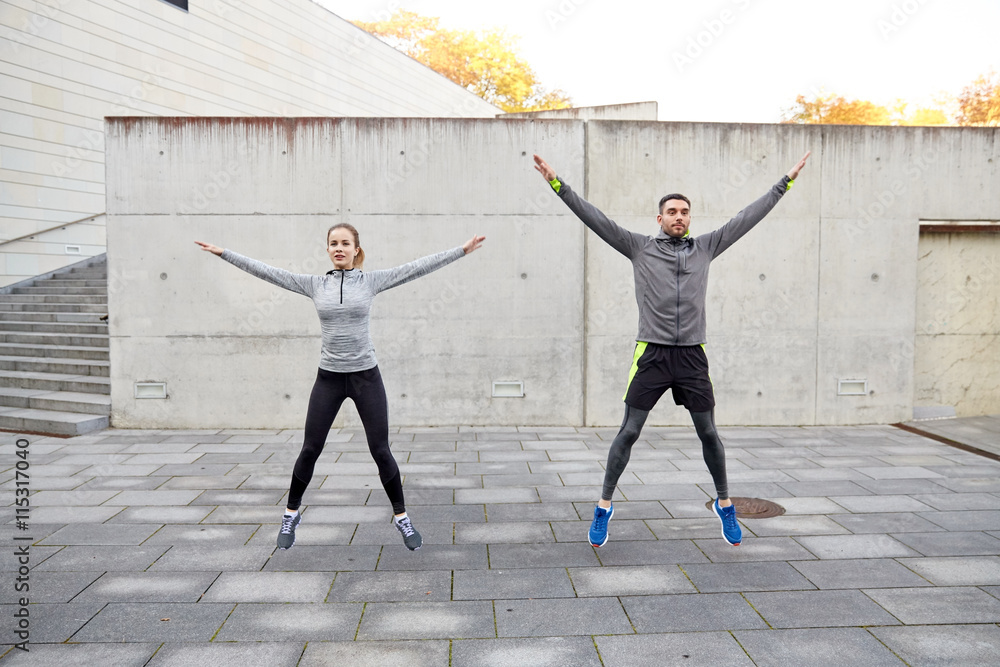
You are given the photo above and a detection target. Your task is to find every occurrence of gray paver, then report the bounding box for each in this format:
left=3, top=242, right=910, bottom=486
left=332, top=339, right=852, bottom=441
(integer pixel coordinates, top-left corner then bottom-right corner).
left=790, top=558, right=933, bottom=589
left=596, top=632, right=755, bottom=667
left=144, top=524, right=259, bottom=545
left=300, top=640, right=449, bottom=666
left=734, top=628, right=906, bottom=666
left=201, top=572, right=334, bottom=602
left=0, top=643, right=159, bottom=666
left=863, top=586, right=1000, bottom=624
left=39, top=523, right=160, bottom=546
left=73, top=571, right=219, bottom=603
left=453, top=567, right=575, bottom=600
left=214, top=602, right=362, bottom=641
left=357, top=600, right=495, bottom=639
left=891, top=530, right=1000, bottom=556
left=0, top=603, right=103, bottom=642
left=327, top=569, right=452, bottom=602
left=681, top=562, right=816, bottom=593
left=591, top=539, right=709, bottom=566
left=828, top=512, right=946, bottom=533
left=0, top=571, right=102, bottom=603
left=495, top=597, right=633, bottom=637
left=896, top=556, right=1000, bottom=585
left=376, top=544, right=488, bottom=571
left=72, top=603, right=233, bottom=642
left=34, top=545, right=168, bottom=571
left=870, top=624, right=1000, bottom=667
left=796, top=534, right=921, bottom=559
left=487, top=542, right=600, bottom=568
left=147, top=643, right=306, bottom=667
left=263, top=545, right=381, bottom=572
left=148, top=546, right=275, bottom=571
left=455, top=521, right=554, bottom=544
left=569, top=564, right=696, bottom=596
left=622, top=592, right=767, bottom=632
left=452, top=636, right=602, bottom=667
left=746, top=589, right=901, bottom=628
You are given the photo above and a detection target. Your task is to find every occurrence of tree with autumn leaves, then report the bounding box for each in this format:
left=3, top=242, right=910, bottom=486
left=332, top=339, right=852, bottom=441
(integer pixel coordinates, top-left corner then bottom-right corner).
left=783, top=71, right=1000, bottom=126
left=353, top=10, right=570, bottom=113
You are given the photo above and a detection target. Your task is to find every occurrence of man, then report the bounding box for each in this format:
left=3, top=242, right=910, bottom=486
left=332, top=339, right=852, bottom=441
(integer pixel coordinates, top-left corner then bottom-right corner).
left=534, top=150, right=810, bottom=547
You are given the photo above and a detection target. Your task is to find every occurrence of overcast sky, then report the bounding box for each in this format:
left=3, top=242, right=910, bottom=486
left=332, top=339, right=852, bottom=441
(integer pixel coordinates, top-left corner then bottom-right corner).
left=314, top=0, right=999, bottom=122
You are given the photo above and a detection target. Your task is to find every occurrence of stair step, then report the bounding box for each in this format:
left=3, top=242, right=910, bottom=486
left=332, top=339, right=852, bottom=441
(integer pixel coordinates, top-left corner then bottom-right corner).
left=0, top=407, right=108, bottom=436
left=0, top=342, right=109, bottom=360
left=0, top=294, right=107, bottom=304
left=0, top=388, right=110, bottom=415
left=0, top=332, right=108, bottom=347
left=10, top=286, right=109, bottom=296
left=0, top=321, right=107, bottom=334
left=0, top=370, right=110, bottom=394
left=33, top=279, right=108, bottom=288
left=0, top=311, right=105, bottom=323
left=0, top=355, right=109, bottom=377
left=0, top=303, right=107, bottom=313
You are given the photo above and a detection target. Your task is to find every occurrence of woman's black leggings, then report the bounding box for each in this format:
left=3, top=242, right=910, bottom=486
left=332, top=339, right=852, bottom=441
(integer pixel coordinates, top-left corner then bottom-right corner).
left=601, top=405, right=729, bottom=501
left=286, top=366, right=405, bottom=514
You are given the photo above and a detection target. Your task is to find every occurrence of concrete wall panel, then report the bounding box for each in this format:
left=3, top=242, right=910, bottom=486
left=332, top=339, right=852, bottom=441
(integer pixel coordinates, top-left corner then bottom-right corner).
left=341, top=119, right=585, bottom=215
left=106, top=118, right=342, bottom=216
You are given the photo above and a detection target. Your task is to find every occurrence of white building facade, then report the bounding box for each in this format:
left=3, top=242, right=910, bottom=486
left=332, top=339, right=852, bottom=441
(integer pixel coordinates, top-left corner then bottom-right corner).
left=0, top=0, right=498, bottom=286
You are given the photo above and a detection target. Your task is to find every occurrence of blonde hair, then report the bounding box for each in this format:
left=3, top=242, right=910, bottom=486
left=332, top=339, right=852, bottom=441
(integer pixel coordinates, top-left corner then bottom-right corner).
left=327, top=223, right=365, bottom=270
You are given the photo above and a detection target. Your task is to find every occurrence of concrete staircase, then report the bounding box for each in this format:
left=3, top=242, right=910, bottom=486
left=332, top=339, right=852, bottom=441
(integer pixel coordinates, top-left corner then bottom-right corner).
left=0, top=256, right=110, bottom=435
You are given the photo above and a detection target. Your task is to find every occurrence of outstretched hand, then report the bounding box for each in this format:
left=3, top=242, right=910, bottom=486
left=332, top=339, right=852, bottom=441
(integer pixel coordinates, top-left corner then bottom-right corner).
left=533, top=154, right=556, bottom=181
left=463, top=235, right=486, bottom=255
left=787, top=151, right=811, bottom=180
left=194, top=241, right=224, bottom=256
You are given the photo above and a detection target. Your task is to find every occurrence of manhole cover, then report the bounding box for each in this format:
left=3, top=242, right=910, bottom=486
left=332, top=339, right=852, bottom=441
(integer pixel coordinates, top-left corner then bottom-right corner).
left=703, top=497, right=785, bottom=519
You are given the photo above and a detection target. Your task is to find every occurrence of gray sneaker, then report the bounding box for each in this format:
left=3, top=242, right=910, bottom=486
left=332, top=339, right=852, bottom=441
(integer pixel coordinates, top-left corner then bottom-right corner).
left=393, top=515, right=422, bottom=550
left=277, top=513, right=301, bottom=550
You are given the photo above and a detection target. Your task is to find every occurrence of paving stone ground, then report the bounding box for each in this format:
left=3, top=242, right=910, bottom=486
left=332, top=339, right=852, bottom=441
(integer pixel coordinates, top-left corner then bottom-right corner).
left=2, top=416, right=1000, bottom=665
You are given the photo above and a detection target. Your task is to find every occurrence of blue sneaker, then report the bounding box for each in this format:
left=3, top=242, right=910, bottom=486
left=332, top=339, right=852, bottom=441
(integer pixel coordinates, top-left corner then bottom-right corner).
left=589, top=504, right=613, bottom=547
left=713, top=499, right=742, bottom=546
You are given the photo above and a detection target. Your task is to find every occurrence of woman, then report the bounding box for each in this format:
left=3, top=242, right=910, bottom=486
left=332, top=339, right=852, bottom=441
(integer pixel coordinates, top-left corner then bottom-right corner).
left=196, top=225, right=485, bottom=550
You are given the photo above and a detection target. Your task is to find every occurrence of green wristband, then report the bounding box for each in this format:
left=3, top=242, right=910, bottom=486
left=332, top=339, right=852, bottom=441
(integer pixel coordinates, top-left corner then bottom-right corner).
left=548, top=177, right=562, bottom=193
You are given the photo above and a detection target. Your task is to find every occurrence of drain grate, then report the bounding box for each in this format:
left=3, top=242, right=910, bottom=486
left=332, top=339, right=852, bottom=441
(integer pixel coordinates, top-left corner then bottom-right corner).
left=704, top=497, right=785, bottom=519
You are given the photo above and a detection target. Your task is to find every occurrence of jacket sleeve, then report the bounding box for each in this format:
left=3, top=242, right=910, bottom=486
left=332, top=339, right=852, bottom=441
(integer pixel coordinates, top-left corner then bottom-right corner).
left=220, top=249, right=317, bottom=297
left=704, top=176, right=792, bottom=259
left=366, top=247, right=465, bottom=294
left=552, top=178, right=645, bottom=259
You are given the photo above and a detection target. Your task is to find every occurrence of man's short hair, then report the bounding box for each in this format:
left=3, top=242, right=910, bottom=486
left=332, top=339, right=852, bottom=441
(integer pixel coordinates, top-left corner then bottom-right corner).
left=659, top=193, right=691, bottom=214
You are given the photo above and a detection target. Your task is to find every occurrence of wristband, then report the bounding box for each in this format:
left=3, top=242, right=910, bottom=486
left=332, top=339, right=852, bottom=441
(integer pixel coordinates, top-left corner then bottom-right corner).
left=548, top=177, right=562, bottom=193
left=786, top=178, right=794, bottom=191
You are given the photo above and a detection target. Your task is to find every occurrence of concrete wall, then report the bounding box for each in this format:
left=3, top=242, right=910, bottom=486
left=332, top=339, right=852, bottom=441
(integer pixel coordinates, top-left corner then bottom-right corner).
left=105, top=117, right=585, bottom=429
left=502, top=102, right=658, bottom=122
left=914, top=231, right=1000, bottom=417
left=105, top=117, right=1000, bottom=428
left=0, top=0, right=497, bottom=285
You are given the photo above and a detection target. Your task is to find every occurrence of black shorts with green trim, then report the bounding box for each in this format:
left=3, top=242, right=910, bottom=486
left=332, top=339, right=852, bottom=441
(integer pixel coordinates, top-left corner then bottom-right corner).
left=622, top=342, right=715, bottom=413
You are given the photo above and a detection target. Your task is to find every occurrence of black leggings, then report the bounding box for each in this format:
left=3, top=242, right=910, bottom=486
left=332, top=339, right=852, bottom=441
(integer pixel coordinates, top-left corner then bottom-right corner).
left=286, top=366, right=405, bottom=514
left=601, top=405, right=729, bottom=501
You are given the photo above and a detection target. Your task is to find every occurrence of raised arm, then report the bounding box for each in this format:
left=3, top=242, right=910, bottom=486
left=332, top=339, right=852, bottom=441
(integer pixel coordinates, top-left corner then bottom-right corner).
left=195, top=241, right=317, bottom=297
left=534, top=154, right=644, bottom=259
left=366, top=235, right=484, bottom=294
left=704, top=151, right=811, bottom=259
